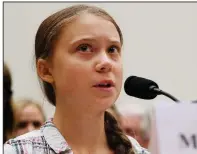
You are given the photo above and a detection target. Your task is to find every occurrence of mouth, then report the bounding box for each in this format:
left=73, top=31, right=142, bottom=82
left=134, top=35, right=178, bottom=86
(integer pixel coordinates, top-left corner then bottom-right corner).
left=93, top=80, right=115, bottom=88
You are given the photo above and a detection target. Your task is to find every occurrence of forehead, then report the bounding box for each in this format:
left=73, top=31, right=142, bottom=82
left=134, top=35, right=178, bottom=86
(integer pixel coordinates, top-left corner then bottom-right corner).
left=121, top=115, right=142, bottom=123
left=58, top=13, right=120, bottom=44
left=18, top=105, right=43, bottom=120
left=121, top=115, right=142, bottom=128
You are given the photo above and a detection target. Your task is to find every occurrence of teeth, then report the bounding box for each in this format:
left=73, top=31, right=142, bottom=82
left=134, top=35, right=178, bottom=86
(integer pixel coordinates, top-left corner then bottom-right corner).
left=98, top=83, right=111, bottom=87
left=99, top=83, right=108, bottom=86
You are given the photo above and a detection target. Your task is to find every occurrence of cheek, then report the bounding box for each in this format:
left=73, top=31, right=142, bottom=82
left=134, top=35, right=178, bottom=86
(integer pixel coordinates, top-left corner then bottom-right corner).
left=114, top=63, right=123, bottom=88
left=16, top=128, right=26, bottom=135
left=53, top=59, right=91, bottom=92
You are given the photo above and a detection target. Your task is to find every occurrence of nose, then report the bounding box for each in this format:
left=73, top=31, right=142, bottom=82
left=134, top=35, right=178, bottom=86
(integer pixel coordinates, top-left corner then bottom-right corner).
left=95, top=52, right=113, bottom=73
left=27, top=124, right=36, bottom=132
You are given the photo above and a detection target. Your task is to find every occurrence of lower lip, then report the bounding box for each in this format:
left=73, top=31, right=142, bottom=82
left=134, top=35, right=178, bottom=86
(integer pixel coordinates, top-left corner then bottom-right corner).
left=93, top=86, right=114, bottom=92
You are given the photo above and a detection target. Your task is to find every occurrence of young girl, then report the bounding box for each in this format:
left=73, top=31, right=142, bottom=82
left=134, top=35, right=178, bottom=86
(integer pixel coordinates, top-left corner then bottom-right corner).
left=4, top=4, right=150, bottom=154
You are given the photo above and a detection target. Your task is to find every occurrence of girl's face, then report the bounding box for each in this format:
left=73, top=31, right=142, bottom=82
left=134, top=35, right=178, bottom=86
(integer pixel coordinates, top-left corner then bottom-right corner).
left=39, top=13, right=123, bottom=112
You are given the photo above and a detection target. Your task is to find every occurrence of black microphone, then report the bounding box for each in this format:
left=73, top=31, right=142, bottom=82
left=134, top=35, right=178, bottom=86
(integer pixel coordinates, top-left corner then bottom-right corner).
left=124, top=76, right=180, bottom=102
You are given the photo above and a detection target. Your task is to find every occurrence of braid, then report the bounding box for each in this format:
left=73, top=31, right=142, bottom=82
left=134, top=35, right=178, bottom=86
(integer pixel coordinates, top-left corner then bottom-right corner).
left=105, top=111, right=135, bottom=154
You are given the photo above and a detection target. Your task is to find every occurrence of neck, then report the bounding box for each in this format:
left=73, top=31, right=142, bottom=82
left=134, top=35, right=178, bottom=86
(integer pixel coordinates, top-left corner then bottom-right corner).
left=53, top=103, right=112, bottom=154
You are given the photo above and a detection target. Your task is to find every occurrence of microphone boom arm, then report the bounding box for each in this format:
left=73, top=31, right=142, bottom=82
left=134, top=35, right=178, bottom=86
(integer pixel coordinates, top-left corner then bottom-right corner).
left=150, top=86, right=180, bottom=102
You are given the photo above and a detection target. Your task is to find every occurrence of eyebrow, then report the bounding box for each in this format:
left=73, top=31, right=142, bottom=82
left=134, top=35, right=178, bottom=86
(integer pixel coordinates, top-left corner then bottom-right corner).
left=70, top=36, right=121, bottom=45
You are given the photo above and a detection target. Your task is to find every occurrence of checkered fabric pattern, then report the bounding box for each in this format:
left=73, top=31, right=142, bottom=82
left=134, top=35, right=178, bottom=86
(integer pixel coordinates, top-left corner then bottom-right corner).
left=4, top=118, right=150, bottom=154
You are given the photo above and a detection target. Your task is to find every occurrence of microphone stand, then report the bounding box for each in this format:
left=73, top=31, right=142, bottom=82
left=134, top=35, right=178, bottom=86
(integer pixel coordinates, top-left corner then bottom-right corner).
left=150, top=86, right=180, bottom=102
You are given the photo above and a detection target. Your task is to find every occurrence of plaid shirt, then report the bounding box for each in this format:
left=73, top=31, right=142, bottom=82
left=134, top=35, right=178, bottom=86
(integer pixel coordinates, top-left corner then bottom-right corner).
left=4, top=119, right=150, bottom=154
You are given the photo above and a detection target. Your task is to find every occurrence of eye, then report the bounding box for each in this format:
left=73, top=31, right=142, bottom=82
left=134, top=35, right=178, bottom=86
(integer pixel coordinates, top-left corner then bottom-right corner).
left=33, top=121, right=42, bottom=128
left=76, top=44, right=92, bottom=53
left=108, top=45, right=120, bottom=54
left=16, top=121, right=28, bottom=129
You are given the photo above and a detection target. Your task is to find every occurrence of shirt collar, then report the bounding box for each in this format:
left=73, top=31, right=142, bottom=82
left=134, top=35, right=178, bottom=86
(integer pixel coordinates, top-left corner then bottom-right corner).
left=41, top=118, right=72, bottom=153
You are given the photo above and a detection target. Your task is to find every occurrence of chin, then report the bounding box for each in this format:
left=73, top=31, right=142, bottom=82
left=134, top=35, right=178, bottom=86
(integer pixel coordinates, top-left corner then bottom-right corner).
left=94, top=96, right=117, bottom=111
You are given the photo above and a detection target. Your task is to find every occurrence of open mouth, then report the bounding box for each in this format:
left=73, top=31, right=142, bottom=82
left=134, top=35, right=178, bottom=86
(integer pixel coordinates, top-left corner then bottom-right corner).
left=94, top=83, right=112, bottom=88
left=93, top=80, right=114, bottom=88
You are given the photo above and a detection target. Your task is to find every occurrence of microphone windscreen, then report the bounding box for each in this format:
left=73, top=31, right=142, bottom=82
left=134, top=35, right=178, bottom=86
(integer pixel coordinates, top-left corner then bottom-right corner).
left=124, top=76, right=159, bottom=99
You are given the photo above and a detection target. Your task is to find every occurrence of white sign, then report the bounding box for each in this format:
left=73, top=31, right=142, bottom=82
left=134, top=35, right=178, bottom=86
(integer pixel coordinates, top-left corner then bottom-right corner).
left=149, top=102, right=197, bottom=154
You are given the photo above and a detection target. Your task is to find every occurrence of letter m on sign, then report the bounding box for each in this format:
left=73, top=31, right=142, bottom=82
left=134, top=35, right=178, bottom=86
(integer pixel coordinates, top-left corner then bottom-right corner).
left=179, top=133, right=197, bottom=149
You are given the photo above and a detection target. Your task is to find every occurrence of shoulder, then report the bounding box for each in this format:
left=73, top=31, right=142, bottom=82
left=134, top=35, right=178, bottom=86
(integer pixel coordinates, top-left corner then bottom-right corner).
left=127, top=136, right=151, bottom=154
left=4, top=130, right=45, bottom=154
left=6, top=129, right=43, bottom=144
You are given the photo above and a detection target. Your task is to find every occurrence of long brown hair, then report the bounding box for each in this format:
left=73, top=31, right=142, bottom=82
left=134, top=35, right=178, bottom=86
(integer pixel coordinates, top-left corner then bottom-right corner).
left=35, top=4, right=134, bottom=154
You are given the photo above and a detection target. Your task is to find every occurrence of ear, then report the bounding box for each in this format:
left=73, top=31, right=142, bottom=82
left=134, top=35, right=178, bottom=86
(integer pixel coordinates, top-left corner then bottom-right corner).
left=36, top=59, right=54, bottom=84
